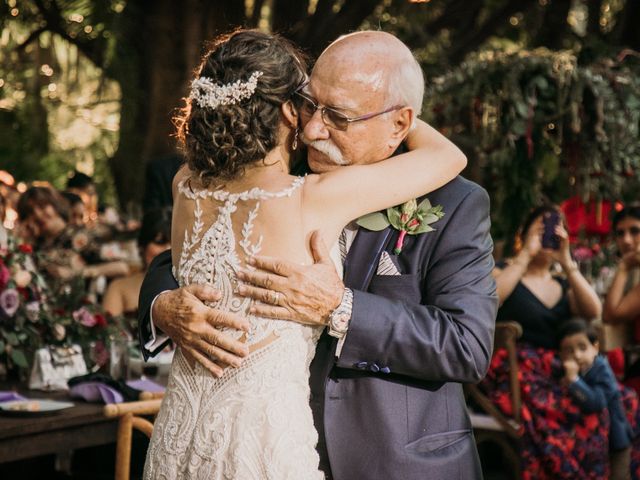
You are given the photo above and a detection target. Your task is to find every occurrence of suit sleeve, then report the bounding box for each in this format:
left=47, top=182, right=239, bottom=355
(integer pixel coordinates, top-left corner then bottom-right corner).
left=336, top=186, right=498, bottom=383
left=568, top=359, right=616, bottom=413
left=138, top=249, right=179, bottom=360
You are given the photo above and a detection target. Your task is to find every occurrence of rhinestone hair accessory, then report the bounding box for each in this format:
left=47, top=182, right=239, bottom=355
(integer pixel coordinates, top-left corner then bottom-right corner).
left=189, top=71, right=264, bottom=110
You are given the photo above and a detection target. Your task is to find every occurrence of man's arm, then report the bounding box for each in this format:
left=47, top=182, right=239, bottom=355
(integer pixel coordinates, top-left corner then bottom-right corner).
left=337, top=186, right=497, bottom=383
left=138, top=250, right=251, bottom=376
left=138, top=251, right=178, bottom=359
left=240, top=185, right=498, bottom=384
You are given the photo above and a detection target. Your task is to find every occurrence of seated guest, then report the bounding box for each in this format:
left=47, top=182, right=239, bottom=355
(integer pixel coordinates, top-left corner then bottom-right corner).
left=66, top=170, right=98, bottom=225
left=494, top=205, right=601, bottom=343
left=480, top=206, right=640, bottom=479
left=61, top=191, right=87, bottom=227
left=103, top=208, right=171, bottom=317
left=604, top=205, right=640, bottom=393
left=604, top=205, right=640, bottom=326
left=559, top=319, right=634, bottom=480
left=16, top=186, right=129, bottom=281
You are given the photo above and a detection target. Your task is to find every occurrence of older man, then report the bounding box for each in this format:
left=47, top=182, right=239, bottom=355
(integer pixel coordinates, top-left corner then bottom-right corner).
left=139, top=31, right=497, bottom=479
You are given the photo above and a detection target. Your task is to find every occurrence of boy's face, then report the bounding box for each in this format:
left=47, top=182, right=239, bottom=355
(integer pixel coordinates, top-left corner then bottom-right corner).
left=560, top=332, right=599, bottom=374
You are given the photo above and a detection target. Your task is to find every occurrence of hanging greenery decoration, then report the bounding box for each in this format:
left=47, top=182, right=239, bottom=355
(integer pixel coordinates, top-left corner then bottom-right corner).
left=425, top=48, right=640, bottom=246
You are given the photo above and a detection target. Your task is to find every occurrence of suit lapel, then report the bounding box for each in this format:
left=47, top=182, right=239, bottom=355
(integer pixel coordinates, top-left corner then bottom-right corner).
left=343, top=227, right=394, bottom=291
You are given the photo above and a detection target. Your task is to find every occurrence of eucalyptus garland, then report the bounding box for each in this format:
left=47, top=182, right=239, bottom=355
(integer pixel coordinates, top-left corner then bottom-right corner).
left=425, top=48, right=640, bottom=246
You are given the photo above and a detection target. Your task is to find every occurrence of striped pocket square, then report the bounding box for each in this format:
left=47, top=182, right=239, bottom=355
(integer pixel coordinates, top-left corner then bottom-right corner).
left=376, top=251, right=401, bottom=276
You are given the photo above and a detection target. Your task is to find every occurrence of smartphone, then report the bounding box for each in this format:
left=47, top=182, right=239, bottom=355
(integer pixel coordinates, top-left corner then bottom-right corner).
left=541, top=211, right=560, bottom=250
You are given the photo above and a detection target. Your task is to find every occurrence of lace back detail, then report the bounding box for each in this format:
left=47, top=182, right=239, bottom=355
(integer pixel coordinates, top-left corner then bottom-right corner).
left=174, top=176, right=306, bottom=345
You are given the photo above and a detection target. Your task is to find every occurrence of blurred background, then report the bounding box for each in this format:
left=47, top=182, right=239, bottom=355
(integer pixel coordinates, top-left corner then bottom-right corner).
left=1, top=0, right=639, bottom=248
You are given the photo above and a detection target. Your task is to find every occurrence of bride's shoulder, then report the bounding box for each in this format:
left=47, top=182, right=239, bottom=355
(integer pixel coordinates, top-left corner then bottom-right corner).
left=172, top=165, right=193, bottom=191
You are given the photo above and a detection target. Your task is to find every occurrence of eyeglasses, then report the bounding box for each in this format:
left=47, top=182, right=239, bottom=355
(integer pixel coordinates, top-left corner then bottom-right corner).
left=294, top=85, right=402, bottom=131
left=615, top=226, right=640, bottom=238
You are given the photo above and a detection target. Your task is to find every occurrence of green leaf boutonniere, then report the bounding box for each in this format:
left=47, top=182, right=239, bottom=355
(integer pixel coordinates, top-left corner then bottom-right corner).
left=356, top=198, right=445, bottom=254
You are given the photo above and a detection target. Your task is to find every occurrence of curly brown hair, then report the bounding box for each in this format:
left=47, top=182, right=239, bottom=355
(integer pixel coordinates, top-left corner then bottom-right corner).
left=176, top=29, right=309, bottom=184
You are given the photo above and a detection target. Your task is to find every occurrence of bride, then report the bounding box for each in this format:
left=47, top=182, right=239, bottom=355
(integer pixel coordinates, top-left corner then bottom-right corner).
left=144, top=29, right=466, bottom=479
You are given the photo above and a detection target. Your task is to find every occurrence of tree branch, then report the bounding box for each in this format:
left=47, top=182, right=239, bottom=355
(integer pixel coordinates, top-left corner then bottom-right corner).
left=447, top=0, right=537, bottom=65
left=33, top=0, right=105, bottom=68
left=425, top=0, right=482, bottom=35
left=14, top=26, right=47, bottom=52
left=298, top=0, right=382, bottom=56
left=272, top=0, right=310, bottom=35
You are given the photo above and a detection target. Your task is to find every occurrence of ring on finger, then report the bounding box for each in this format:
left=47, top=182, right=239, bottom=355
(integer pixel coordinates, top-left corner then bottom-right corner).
left=270, top=291, right=280, bottom=305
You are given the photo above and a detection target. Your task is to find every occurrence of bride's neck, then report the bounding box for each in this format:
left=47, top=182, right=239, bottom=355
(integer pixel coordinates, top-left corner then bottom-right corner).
left=244, top=147, right=290, bottom=179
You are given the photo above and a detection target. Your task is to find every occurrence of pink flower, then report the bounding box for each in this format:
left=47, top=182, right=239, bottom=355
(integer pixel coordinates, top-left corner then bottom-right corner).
left=0, top=288, right=19, bottom=317
left=73, top=307, right=97, bottom=327
left=573, top=246, right=594, bottom=262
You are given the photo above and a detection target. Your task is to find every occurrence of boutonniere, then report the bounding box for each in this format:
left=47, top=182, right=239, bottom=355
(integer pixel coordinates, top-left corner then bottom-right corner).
left=356, top=198, right=444, bottom=254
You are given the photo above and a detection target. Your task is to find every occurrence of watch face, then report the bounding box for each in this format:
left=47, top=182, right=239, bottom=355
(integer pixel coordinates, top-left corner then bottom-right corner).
left=331, top=314, right=349, bottom=332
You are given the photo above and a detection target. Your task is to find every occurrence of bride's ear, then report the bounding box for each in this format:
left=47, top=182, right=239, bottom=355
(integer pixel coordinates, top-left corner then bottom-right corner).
left=281, top=100, right=299, bottom=129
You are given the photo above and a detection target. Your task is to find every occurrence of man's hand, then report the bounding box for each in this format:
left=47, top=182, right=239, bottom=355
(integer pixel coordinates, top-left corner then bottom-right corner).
left=236, top=231, right=344, bottom=326
left=152, top=284, right=251, bottom=377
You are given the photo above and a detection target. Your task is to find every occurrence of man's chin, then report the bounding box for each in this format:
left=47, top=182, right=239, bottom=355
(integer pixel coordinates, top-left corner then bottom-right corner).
left=307, top=151, right=341, bottom=173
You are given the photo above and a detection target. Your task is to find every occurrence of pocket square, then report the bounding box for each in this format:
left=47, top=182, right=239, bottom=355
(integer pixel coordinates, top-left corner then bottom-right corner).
left=377, top=251, right=401, bottom=276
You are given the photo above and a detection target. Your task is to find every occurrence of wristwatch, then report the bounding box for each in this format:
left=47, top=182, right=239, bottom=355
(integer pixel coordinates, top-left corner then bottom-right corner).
left=328, top=288, right=353, bottom=339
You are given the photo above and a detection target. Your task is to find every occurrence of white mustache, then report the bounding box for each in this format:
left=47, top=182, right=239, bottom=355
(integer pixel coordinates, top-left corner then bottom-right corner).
left=300, top=132, right=348, bottom=166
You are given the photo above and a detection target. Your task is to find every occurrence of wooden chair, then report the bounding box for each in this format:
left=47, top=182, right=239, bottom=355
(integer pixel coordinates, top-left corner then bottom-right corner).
left=466, top=321, right=524, bottom=479
left=103, top=398, right=163, bottom=480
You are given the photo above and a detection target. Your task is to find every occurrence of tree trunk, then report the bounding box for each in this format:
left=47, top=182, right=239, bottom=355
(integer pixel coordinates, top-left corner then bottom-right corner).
left=108, top=0, right=241, bottom=210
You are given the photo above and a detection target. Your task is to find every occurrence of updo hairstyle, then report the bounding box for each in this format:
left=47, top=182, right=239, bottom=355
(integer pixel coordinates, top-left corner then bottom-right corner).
left=176, top=29, right=308, bottom=184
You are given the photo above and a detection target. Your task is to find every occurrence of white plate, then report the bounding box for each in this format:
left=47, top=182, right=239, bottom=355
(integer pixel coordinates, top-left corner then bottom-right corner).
left=0, top=399, right=75, bottom=416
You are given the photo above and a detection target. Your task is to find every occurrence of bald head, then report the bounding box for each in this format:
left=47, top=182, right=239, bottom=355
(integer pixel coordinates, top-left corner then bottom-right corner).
left=314, top=31, right=424, bottom=116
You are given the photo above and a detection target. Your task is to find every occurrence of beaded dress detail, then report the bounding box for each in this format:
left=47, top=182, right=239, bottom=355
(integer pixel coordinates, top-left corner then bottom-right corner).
left=144, top=176, right=324, bottom=480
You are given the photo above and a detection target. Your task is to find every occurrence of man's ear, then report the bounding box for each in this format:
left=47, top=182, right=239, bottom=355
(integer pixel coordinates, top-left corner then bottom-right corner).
left=390, top=107, right=414, bottom=142
left=281, top=100, right=299, bottom=129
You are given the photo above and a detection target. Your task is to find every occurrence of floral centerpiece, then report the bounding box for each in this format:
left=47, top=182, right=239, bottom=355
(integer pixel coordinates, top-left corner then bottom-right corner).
left=0, top=236, right=125, bottom=380
left=0, top=239, right=49, bottom=377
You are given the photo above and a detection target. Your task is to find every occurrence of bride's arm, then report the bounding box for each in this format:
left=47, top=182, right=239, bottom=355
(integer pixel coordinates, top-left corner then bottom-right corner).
left=303, top=119, right=466, bottom=232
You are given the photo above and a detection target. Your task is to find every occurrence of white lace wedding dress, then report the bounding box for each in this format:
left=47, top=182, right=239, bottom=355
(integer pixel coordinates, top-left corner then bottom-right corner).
left=143, top=176, right=325, bottom=480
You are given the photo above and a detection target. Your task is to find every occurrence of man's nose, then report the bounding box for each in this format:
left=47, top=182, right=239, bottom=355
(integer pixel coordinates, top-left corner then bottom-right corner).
left=303, top=109, right=330, bottom=141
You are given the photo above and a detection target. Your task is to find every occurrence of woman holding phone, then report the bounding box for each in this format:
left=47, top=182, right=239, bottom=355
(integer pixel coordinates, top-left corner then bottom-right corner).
left=480, top=205, right=617, bottom=479
left=493, top=205, right=601, bottom=346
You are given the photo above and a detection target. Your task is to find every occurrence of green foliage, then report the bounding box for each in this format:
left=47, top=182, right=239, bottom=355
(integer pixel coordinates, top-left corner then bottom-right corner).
left=0, top=7, right=120, bottom=204
left=425, top=48, right=640, bottom=246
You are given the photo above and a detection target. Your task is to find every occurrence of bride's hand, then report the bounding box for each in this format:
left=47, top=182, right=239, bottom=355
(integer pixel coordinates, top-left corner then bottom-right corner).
left=237, top=231, right=344, bottom=325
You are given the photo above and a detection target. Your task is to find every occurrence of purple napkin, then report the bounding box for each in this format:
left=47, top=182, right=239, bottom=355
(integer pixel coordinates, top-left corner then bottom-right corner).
left=69, top=379, right=165, bottom=404
left=0, top=391, right=27, bottom=403
left=69, top=382, right=124, bottom=404
left=126, top=379, right=165, bottom=393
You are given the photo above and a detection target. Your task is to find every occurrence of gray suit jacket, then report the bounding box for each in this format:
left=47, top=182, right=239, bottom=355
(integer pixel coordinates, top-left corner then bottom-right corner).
left=311, top=176, right=497, bottom=479
left=139, top=176, right=497, bottom=480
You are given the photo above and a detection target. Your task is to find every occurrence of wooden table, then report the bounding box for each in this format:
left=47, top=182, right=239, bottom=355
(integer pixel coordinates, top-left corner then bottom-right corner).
left=0, top=384, right=118, bottom=465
